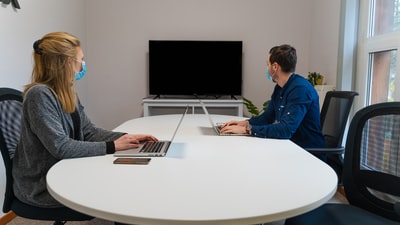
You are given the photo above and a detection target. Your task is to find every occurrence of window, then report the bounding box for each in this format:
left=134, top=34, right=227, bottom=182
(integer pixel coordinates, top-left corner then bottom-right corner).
left=356, top=0, right=400, bottom=106
left=367, top=50, right=396, bottom=104
left=370, top=0, right=400, bottom=36
left=356, top=0, right=400, bottom=177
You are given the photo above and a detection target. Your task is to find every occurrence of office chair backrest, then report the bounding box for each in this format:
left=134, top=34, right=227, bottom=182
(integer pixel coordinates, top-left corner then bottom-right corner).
left=0, top=87, right=23, bottom=213
left=320, top=91, right=359, bottom=148
left=343, top=101, right=400, bottom=221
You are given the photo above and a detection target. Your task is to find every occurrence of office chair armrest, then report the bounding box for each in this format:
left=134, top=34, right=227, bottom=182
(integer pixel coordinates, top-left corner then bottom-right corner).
left=304, top=147, right=345, bottom=154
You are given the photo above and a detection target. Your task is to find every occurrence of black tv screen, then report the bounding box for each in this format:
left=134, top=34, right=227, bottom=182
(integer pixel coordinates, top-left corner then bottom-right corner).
left=149, top=40, right=243, bottom=97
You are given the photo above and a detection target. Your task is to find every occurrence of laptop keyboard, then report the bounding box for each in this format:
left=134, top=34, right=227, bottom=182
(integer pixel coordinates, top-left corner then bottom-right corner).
left=140, top=141, right=164, bottom=153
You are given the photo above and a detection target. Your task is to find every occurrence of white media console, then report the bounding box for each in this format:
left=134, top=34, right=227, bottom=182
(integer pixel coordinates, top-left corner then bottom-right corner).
left=142, top=97, right=244, bottom=117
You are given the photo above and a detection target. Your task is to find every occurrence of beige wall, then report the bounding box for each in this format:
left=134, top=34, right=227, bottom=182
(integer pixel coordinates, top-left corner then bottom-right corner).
left=84, top=0, right=341, bottom=129
left=0, top=0, right=341, bottom=129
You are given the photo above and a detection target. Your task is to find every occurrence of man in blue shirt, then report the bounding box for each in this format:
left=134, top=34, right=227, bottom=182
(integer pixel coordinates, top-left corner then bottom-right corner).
left=221, top=44, right=325, bottom=157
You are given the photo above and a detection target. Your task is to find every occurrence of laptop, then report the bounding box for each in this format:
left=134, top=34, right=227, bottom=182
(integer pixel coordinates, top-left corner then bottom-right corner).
left=114, top=106, right=188, bottom=157
left=199, top=99, right=250, bottom=136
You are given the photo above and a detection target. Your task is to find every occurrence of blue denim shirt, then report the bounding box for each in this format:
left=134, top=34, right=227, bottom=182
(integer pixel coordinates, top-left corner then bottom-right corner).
left=248, top=74, right=325, bottom=148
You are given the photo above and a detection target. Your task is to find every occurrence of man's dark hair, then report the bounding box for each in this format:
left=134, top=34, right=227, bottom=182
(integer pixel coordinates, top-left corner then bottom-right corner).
left=269, top=44, right=297, bottom=73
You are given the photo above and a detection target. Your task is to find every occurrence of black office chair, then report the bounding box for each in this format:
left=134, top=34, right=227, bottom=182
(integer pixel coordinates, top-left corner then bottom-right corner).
left=306, top=91, right=358, bottom=183
left=285, top=101, right=400, bottom=225
left=0, top=87, right=93, bottom=225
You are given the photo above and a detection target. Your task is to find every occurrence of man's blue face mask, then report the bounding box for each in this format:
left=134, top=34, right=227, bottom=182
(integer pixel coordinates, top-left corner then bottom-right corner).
left=75, top=61, right=87, bottom=81
left=266, top=69, right=272, bottom=81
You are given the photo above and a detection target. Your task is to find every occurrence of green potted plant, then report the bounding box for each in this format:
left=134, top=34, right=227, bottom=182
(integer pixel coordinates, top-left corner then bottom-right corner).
left=307, top=72, right=324, bottom=86
left=243, top=97, right=270, bottom=117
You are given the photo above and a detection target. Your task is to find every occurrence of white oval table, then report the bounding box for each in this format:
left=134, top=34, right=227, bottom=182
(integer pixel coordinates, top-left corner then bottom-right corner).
left=47, top=114, right=337, bottom=225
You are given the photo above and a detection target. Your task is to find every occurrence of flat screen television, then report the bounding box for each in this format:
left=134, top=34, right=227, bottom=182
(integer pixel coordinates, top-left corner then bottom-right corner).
left=148, top=40, right=243, bottom=98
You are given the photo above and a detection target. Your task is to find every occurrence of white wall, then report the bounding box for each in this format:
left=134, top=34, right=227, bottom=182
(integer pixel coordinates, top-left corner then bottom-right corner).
left=0, top=0, right=87, bottom=92
left=85, top=0, right=341, bottom=129
left=1, top=0, right=341, bottom=130
left=0, top=0, right=341, bottom=216
left=308, top=0, right=342, bottom=86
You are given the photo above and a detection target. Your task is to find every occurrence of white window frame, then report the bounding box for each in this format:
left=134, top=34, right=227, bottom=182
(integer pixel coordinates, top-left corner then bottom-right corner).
left=355, top=0, right=400, bottom=111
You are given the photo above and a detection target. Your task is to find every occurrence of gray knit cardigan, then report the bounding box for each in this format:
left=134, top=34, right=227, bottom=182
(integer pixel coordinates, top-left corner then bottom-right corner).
left=12, top=85, right=125, bottom=208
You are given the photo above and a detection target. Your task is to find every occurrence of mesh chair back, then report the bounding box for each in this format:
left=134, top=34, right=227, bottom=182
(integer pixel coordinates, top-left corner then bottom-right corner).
left=343, top=101, right=400, bottom=221
left=320, top=91, right=359, bottom=148
left=0, top=88, right=23, bottom=213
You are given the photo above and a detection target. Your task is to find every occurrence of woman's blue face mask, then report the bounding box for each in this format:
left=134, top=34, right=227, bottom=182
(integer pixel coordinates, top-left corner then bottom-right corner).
left=75, top=61, right=87, bottom=81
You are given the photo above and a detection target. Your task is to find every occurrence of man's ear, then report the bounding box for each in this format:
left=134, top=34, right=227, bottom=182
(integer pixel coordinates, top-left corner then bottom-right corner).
left=272, top=62, right=279, bottom=71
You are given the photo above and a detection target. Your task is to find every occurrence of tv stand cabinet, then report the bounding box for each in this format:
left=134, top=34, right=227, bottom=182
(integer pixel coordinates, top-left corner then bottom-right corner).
left=142, top=97, right=244, bottom=117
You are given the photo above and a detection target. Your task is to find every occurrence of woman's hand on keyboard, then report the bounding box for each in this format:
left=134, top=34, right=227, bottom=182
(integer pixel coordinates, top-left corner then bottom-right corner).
left=114, top=134, right=159, bottom=151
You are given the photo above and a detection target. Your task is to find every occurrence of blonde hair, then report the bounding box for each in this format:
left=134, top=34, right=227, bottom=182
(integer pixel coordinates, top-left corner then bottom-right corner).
left=25, top=32, right=81, bottom=113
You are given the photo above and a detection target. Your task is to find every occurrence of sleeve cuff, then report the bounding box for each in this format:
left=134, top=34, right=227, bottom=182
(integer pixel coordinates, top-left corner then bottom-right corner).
left=106, top=141, right=116, bottom=154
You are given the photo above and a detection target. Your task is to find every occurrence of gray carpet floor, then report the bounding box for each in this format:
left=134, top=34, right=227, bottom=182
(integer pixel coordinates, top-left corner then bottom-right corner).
left=7, top=192, right=347, bottom=225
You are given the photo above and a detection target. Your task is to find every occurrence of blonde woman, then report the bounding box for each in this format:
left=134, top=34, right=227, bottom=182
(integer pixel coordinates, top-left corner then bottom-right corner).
left=12, top=32, right=156, bottom=224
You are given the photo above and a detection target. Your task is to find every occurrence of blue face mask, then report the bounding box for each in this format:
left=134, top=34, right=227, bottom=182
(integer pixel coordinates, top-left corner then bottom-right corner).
left=266, top=69, right=272, bottom=81
left=75, top=61, right=87, bottom=80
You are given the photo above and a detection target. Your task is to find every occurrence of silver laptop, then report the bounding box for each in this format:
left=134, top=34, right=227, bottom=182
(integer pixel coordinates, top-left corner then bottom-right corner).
left=199, top=99, right=250, bottom=136
left=114, top=106, right=188, bottom=157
